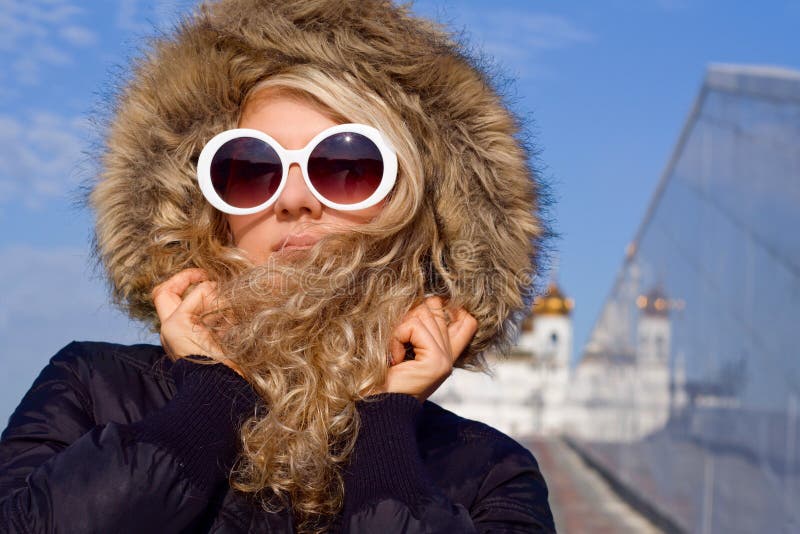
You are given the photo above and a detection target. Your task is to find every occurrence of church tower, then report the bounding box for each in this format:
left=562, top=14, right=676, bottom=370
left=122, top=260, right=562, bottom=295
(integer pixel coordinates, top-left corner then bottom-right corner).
left=519, top=281, right=574, bottom=369
left=633, top=282, right=673, bottom=436
left=636, top=284, right=671, bottom=365
left=519, top=252, right=574, bottom=369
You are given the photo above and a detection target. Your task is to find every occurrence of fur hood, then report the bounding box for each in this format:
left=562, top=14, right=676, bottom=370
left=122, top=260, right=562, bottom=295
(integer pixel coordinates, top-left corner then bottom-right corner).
left=86, top=0, right=553, bottom=360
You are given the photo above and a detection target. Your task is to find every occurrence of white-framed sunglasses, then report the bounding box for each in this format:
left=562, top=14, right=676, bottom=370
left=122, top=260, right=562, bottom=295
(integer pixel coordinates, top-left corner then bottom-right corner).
left=196, top=123, right=398, bottom=214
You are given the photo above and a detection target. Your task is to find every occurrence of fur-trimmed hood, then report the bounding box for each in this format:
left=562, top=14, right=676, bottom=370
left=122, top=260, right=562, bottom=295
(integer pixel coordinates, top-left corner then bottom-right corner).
left=86, top=0, right=553, bottom=361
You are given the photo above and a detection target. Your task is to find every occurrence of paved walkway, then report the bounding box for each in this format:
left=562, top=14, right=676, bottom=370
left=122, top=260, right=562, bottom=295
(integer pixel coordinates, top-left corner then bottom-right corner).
left=523, top=437, right=664, bottom=534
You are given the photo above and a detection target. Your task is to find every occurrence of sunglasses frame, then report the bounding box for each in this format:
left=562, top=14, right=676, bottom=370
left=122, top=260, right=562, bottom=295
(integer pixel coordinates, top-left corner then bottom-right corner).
left=197, top=122, right=398, bottom=215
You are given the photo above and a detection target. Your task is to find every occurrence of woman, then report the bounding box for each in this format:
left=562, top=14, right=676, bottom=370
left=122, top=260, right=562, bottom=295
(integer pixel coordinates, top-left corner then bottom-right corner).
left=0, top=0, right=556, bottom=532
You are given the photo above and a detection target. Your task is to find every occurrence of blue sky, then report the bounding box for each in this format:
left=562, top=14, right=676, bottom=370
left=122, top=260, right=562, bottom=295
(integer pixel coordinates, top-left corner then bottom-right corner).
left=1, top=0, right=798, bottom=423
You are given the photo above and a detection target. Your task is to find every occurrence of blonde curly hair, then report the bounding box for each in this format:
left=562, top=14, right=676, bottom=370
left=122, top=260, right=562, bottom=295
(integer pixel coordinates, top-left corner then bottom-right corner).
left=202, top=66, right=452, bottom=533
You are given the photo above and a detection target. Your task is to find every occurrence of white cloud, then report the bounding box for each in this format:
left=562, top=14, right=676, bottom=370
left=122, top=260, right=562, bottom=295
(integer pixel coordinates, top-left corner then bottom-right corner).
left=423, top=6, right=594, bottom=81
left=469, top=11, right=593, bottom=55
left=0, top=111, right=90, bottom=209
left=60, top=25, right=97, bottom=46
left=0, top=0, right=97, bottom=85
left=116, top=0, right=193, bottom=34
left=484, top=12, right=594, bottom=51
left=115, top=0, right=151, bottom=34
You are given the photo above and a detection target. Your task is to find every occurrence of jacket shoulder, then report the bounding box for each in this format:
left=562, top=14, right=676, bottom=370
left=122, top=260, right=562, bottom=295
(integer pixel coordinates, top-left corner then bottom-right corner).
left=419, top=400, right=537, bottom=459
left=52, top=340, right=169, bottom=376
left=419, top=402, right=554, bottom=530
left=46, top=340, right=174, bottom=423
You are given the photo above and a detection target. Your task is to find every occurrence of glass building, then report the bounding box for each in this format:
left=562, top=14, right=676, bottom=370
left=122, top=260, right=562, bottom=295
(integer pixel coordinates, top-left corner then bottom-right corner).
left=570, top=63, right=800, bottom=534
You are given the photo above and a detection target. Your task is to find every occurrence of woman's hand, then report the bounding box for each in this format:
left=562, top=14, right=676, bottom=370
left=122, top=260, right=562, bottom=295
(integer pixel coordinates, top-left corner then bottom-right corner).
left=374, top=295, right=478, bottom=403
left=152, top=267, right=244, bottom=378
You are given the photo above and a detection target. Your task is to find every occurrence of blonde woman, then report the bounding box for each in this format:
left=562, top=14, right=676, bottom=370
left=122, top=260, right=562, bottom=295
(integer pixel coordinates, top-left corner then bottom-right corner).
left=0, top=1, right=557, bottom=532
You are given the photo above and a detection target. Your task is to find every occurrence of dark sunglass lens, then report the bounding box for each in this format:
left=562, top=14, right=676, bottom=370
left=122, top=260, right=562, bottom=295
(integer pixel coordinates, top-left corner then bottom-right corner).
left=210, top=137, right=282, bottom=209
left=308, top=132, right=383, bottom=205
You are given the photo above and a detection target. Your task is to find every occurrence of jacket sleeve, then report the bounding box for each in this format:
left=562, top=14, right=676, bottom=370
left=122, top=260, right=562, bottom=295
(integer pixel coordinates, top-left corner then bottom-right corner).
left=0, top=343, right=262, bottom=534
left=337, top=392, right=555, bottom=533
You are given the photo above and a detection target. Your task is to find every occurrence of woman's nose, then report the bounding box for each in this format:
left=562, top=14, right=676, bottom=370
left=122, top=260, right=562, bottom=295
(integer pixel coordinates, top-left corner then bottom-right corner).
left=273, top=162, right=323, bottom=218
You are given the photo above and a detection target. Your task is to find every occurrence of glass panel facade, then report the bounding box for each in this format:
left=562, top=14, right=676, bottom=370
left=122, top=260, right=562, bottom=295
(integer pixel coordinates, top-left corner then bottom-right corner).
left=573, top=64, right=800, bottom=533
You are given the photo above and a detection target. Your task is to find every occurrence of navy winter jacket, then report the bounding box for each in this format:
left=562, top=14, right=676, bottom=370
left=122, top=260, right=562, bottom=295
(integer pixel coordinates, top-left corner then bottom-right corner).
left=0, top=340, right=555, bottom=532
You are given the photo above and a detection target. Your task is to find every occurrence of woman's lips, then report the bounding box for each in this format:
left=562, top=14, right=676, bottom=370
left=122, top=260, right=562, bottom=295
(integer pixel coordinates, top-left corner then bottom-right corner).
left=272, top=234, right=319, bottom=251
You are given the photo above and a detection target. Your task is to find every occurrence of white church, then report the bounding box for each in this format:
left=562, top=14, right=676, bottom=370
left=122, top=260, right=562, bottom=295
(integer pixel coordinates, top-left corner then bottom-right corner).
left=429, top=279, right=687, bottom=442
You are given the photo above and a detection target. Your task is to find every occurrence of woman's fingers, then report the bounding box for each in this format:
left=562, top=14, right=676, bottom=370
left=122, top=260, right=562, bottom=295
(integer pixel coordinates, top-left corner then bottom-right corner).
left=422, top=296, right=451, bottom=345
left=155, top=270, right=227, bottom=361
left=392, top=296, right=460, bottom=362
left=152, top=268, right=210, bottom=322
left=401, top=296, right=448, bottom=346
left=388, top=336, right=407, bottom=366
left=151, top=269, right=245, bottom=379
left=171, top=280, right=218, bottom=321
left=378, top=295, right=479, bottom=402
left=446, top=307, right=478, bottom=363
left=392, top=317, right=436, bottom=357
left=175, top=282, right=222, bottom=342
left=383, top=317, right=450, bottom=402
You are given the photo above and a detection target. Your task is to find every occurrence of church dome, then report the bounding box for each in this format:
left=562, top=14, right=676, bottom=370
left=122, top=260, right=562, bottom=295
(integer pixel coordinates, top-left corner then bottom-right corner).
left=532, top=281, right=574, bottom=317
left=637, top=285, right=670, bottom=317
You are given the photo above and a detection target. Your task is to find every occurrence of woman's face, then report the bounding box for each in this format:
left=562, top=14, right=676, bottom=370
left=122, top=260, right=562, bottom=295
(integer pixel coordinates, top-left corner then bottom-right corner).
left=227, top=89, right=386, bottom=265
